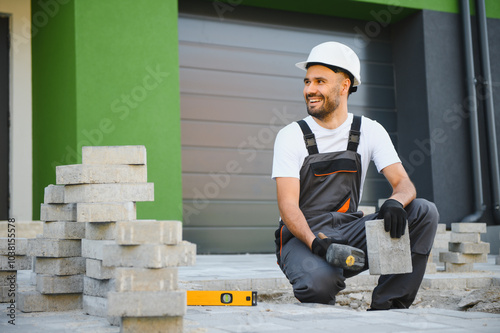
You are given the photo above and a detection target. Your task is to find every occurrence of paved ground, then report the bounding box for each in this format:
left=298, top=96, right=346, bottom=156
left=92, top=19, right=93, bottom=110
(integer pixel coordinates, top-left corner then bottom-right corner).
left=1, top=254, right=500, bottom=332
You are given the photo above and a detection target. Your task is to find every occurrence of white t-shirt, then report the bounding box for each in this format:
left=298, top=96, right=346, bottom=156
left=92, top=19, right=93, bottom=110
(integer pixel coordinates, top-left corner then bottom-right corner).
left=272, top=113, right=401, bottom=202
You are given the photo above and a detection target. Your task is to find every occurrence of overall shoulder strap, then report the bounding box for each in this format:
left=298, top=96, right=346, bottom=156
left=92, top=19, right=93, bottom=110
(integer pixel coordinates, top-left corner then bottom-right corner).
left=297, top=120, right=319, bottom=155
left=347, top=115, right=362, bottom=152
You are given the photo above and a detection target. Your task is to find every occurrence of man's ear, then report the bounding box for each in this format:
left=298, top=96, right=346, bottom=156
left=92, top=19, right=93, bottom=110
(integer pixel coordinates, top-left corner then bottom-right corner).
left=341, top=77, right=351, bottom=95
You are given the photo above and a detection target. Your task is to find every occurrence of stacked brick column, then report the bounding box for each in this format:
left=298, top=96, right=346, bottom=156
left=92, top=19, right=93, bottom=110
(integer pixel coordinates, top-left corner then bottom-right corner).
left=439, top=222, right=490, bottom=272
left=68, top=146, right=152, bottom=325
left=104, top=220, right=196, bottom=332
left=427, top=223, right=450, bottom=274
left=0, top=238, right=31, bottom=303
left=16, top=185, right=84, bottom=312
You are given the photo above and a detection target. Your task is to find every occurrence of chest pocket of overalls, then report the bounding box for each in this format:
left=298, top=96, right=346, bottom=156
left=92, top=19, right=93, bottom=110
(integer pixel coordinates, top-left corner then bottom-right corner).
left=309, top=158, right=358, bottom=212
left=310, top=158, right=357, bottom=177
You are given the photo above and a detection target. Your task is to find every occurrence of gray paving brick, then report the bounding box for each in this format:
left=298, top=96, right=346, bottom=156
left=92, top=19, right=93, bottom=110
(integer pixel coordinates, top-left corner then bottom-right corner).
left=0, top=221, right=43, bottom=238
left=82, top=145, right=147, bottom=165
left=444, top=262, right=474, bottom=272
left=64, top=183, right=154, bottom=203
left=0, top=271, right=16, bottom=286
left=85, top=222, right=116, bottom=240
left=77, top=202, right=136, bottom=222
left=0, top=237, right=28, bottom=255
left=83, top=276, right=115, bottom=298
left=365, top=219, right=412, bottom=275
left=43, top=221, right=85, bottom=240
left=102, top=241, right=196, bottom=268
left=450, top=232, right=481, bottom=243
left=28, top=238, right=81, bottom=258
left=56, top=164, right=147, bottom=185
left=40, top=204, right=77, bottom=222
left=115, top=220, right=182, bottom=245
left=81, top=239, right=115, bottom=260
left=449, top=241, right=490, bottom=254
left=35, top=257, right=86, bottom=276
left=86, top=259, right=115, bottom=280
left=82, top=295, right=120, bottom=326
left=16, top=290, right=82, bottom=312
left=44, top=185, right=65, bottom=204
left=420, top=277, right=467, bottom=289
left=107, top=290, right=186, bottom=317
left=0, top=284, right=17, bottom=302
left=440, top=251, right=488, bottom=264
left=436, top=223, right=447, bottom=233
left=36, top=274, right=84, bottom=294
left=114, top=267, right=178, bottom=292
left=0, top=255, right=31, bottom=270
left=451, top=222, right=487, bottom=234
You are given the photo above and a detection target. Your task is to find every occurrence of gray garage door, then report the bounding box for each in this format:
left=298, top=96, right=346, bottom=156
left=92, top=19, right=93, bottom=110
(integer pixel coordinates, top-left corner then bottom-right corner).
left=178, top=9, right=396, bottom=253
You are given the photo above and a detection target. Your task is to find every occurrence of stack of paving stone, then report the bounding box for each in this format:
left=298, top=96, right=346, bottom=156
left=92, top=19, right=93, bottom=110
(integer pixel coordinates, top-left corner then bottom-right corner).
left=0, top=237, right=31, bottom=302
left=427, top=223, right=450, bottom=273
left=66, top=146, right=153, bottom=325
left=16, top=145, right=153, bottom=316
left=439, top=222, right=490, bottom=272
left=103, top=219, right=196, bottom=332
left=16, top=185, right=84, bottom=312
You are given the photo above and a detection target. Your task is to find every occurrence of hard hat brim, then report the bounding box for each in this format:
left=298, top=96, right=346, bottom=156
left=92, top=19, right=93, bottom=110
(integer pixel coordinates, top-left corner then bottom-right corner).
left=295, top=61, right=361, bottom=87
left=295, top=61, right=308, bottom=71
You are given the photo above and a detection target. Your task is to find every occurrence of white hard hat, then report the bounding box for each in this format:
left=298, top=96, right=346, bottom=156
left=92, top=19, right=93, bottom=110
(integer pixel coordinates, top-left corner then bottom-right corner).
left=296, top=41, right=361, bottom=87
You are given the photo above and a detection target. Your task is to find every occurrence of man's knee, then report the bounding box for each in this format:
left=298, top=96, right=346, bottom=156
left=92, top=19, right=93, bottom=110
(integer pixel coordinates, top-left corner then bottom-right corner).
left=407, top=198, right=439, bottom=225
left=293, top=267, right=345, bottom=304
left=407, top=198, right=439, bottom=254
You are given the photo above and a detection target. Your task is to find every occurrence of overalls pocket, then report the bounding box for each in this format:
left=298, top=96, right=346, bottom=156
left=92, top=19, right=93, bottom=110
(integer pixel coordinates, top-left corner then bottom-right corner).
left=310, top=158, right=357, bottom=176
left=332, top=192, right=352, bottom=213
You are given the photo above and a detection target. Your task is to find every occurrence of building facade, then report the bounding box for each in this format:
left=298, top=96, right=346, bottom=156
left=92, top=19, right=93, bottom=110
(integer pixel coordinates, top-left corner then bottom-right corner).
left=1, top=0, right=499, bottom=253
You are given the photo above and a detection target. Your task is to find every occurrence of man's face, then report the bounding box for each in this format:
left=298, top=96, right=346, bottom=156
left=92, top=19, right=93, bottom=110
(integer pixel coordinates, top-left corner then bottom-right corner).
left=303, top=65, right=343, bottom=121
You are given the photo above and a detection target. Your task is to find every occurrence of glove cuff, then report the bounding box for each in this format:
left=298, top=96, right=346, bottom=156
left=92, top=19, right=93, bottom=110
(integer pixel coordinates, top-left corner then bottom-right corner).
left=311, top=238, right=326, bottom=257
left=385, top=198, right=403, bottom=208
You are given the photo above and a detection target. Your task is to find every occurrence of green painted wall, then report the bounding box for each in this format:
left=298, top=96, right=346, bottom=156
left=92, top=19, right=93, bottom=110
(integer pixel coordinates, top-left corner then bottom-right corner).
left=208, top=0, right=500, bottom=20
left=32, top=0, right=183, bottom=221
left=32, top=0, right=77, bottom=219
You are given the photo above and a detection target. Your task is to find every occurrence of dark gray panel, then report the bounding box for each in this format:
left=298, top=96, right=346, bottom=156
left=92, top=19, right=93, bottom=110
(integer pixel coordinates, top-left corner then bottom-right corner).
left=182, top=148, right=273, bottom=175
left=178, top=16, right=392, bottom=63
left=181, top=94, right=304, bottom=125
left=392, top=12, right=433, bottom=200
left=182, top=201, right=279, bottom=227
left=181, top=121, right=276, bottom=149
left=422, top=10, right=473, bottom=224
left=183, top=227, right=277, bottom=254
left=0, top=17, right=9, bottom=220
left=182, top=174, right=276, bottom=201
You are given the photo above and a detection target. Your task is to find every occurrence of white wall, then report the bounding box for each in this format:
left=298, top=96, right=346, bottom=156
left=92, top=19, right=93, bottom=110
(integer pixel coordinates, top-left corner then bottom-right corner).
left=0, top=0, right=32, bottom=220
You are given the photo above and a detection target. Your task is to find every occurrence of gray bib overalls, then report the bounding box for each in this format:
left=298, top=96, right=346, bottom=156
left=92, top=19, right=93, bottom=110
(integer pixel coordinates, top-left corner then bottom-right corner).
left=274, top=116, right=439, bottom=308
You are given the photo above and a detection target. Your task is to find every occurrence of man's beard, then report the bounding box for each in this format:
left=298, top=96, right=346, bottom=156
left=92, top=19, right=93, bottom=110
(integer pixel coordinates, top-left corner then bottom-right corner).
left=306, top=90, right=341, bottom=121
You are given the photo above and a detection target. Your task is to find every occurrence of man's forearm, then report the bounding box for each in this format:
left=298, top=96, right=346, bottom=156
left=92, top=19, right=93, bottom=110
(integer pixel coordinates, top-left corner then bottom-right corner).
left=279, top=203, right=316, bottom=250
left=390, top=178, right=416, bottom=208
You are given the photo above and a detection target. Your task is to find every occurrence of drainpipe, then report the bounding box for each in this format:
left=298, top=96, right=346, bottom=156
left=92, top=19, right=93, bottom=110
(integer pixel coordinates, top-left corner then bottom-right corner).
left=460, top=0, right=486, bottom=222
left=476, top=0, right=500, bottom=224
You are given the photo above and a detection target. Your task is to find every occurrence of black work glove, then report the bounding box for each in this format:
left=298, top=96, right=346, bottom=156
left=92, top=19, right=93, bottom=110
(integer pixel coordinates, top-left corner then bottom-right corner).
left=311, top=233, right=347, bottom=258
left=377, top=199, right=407, bottom=238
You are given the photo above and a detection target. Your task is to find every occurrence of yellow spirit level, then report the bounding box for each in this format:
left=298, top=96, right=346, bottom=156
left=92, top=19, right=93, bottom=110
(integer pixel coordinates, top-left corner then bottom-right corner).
left=187, top=291, right=257, bottom=306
